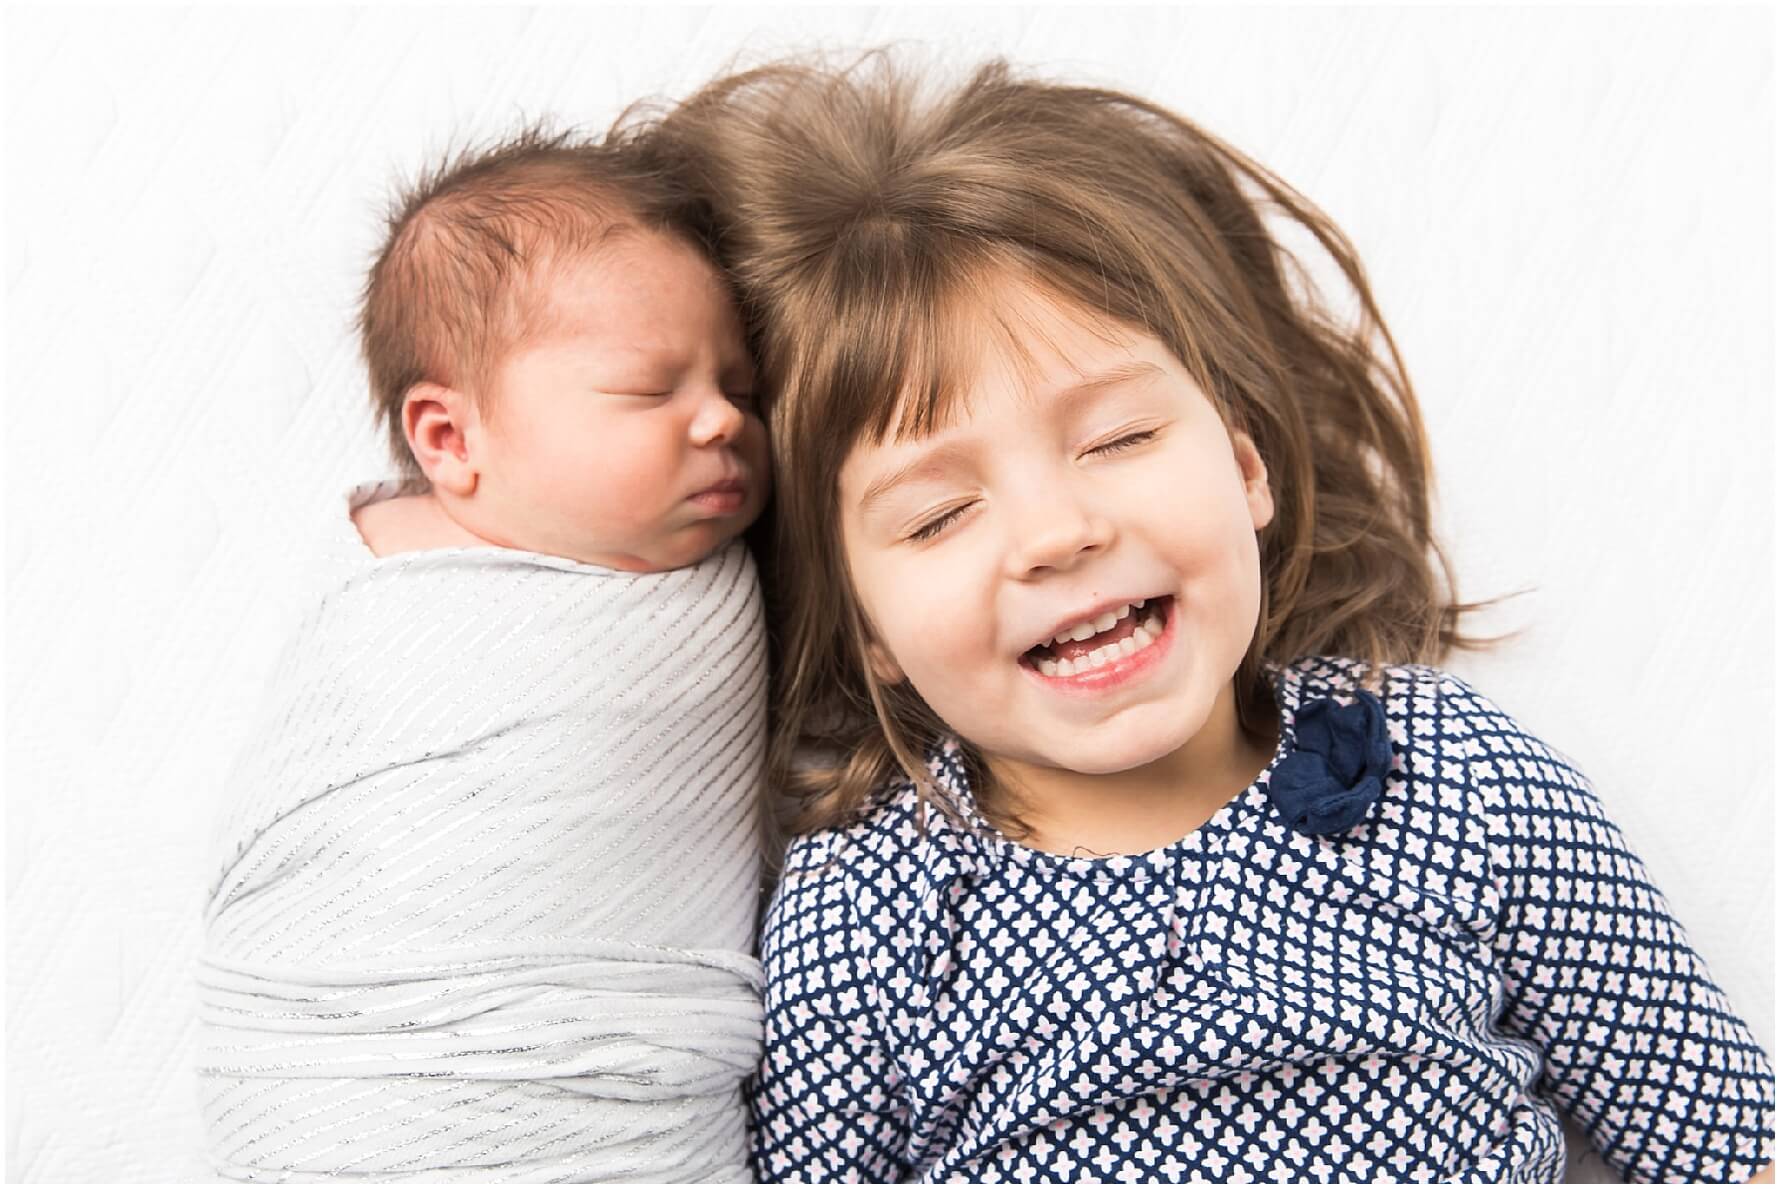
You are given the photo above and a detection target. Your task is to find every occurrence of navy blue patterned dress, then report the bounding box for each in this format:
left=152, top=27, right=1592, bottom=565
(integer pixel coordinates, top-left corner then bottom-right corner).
left=751, top=657, right=1774, bottom=1182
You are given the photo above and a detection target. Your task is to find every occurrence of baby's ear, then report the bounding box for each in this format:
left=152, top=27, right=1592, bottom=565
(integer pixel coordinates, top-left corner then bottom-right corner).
left=1231, top=430, right=1274, bottom=532
left=404, top=383, right=479, bottom=497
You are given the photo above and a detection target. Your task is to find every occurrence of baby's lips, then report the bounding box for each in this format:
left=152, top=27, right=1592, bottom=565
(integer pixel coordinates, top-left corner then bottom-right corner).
left=686, top=476, right=753, bottom=518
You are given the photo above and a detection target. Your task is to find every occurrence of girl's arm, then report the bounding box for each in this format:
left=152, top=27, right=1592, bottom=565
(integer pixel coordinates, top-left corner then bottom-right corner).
left=750, top=838, right=914, bottom=1182
left=1446, top=675, right=1776, bottom=1184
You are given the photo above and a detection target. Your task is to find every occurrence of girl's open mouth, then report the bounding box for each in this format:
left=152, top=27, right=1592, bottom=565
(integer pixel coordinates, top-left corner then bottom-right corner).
left=1018, top=594, right=1175, bottom=690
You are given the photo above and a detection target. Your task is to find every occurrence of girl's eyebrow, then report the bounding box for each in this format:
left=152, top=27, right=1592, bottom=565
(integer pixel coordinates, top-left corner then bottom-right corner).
left=859, top=440, right=979, bottom=515
left=858, top=362, right=1164, bottom=514
left=1051, top=360, right=1162, bottom=399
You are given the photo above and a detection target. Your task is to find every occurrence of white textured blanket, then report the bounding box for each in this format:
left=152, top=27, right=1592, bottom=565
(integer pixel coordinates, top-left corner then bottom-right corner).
left=196, top=487, right=766, bottom=1182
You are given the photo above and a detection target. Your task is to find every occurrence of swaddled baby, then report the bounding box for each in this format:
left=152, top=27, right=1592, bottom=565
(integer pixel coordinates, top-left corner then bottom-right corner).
left=197, top=130, right=770, bottom=1183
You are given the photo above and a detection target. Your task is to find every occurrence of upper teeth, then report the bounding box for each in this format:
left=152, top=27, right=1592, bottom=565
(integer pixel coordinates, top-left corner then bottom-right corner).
left=1047, top=598, right=1146, bottom=647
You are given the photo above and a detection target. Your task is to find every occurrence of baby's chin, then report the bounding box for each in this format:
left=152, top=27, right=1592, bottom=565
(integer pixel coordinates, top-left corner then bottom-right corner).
left=517, top=520, right=753, bottom=574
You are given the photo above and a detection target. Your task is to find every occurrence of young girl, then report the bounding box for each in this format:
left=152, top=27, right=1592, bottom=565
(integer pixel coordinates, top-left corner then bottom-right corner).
left=653, top=56, right=1775, bottom=1183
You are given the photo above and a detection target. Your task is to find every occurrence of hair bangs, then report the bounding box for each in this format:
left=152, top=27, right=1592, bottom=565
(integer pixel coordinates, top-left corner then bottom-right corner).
left=772, top=235, right=983, bottom=470
left=804, top=243, right=1142, bottom=467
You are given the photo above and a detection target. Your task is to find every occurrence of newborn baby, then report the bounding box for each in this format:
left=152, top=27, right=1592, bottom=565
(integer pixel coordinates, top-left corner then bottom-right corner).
left=197, top=129, right=770, bottom=1182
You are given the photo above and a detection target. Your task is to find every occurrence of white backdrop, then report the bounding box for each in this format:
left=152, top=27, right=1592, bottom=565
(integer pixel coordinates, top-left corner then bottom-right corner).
left=4, top=6, right=1772, bottom=1183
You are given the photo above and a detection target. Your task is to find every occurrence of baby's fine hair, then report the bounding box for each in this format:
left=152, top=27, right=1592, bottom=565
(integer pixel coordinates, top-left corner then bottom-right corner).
left=359, top=123, right=712, bottom=474
left=647, top=52, right=1493, bottom=838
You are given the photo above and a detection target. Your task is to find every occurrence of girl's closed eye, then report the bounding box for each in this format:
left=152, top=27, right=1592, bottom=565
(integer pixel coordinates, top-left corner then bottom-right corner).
left=902, top=429, right=1160, bottom=543
left=1086, top=427, right=1159, bottom=457
left=907, top=501, right=976, bottom=542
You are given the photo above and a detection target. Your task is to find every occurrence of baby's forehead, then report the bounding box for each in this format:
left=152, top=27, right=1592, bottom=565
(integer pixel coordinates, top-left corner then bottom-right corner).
left=536, top=224, right=719, bottom=303
left=500, top=228, right=746, bottom=372
left=526, top=217, right=648, bottom=285
left=507, top=230, right=663, bottom=335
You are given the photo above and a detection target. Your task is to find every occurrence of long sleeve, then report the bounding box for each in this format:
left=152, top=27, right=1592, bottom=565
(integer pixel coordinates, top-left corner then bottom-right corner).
left=1447, top=675, right=1776, bottom=1183
left=751, top=834, right=913, bottom=1183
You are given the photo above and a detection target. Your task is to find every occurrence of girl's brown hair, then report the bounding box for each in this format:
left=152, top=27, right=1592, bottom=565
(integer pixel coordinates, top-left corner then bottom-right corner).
left=645, top=53, right=1497, bottom=844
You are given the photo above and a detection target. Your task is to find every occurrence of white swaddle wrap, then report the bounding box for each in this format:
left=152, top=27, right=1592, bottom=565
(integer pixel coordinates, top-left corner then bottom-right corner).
left=198, top=487, right=766, bottom=1182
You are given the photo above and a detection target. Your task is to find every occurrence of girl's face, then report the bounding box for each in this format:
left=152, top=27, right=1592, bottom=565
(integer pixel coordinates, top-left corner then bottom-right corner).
left=838, top=276, right=1274, bottom=781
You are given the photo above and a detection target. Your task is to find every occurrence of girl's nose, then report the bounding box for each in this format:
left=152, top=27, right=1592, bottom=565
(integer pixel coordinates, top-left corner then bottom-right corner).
left=1005, top=484, right=1114, bottom=577
left=688, top=390, right=746, bottom=447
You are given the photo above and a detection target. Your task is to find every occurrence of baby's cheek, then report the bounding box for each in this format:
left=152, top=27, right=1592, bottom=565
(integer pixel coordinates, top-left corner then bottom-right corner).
left=598, top=438, right=679, bottom=505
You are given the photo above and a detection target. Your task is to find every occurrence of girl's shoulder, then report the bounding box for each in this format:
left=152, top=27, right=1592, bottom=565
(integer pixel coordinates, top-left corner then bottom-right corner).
left=1262, top=655, right=1617, bottom=945
left=1278, top=652, right=1471, bottom=712
left=1269, top=655, right=1603, bottom=856
left=770, top=742, right=990, bottom=923
left=1277, top=654, right=1570, bottom=765
left=1281, top=654, right=1607, bottom=863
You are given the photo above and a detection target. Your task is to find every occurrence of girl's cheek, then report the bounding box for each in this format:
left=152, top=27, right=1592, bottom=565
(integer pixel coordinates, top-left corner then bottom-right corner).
left=887, top=555, right=968, bottom=643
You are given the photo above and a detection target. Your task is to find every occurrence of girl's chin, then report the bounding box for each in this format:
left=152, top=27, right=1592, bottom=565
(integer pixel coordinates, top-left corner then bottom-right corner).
left=1026, top=729, right=1195, bottom=777
left=1052, top=750, right=1183, bottom=777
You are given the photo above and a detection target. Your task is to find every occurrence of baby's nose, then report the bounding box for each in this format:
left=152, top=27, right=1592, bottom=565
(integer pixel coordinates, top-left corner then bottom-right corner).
left=689, top=391, right=745, bottom=446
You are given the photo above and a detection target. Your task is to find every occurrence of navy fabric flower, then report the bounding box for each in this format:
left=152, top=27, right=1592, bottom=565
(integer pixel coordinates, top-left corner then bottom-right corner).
left=1268, top=689, right=1391, bottom=837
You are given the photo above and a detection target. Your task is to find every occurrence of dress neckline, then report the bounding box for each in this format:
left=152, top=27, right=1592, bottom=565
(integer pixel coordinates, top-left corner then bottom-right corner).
left=936, top=661, right=1303, bottom=879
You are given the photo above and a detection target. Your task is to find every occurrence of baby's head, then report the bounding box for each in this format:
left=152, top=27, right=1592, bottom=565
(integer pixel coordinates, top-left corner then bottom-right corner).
left=655, top=55, right=1475, bottom=833
left=359, top=127, right=769, bottom=571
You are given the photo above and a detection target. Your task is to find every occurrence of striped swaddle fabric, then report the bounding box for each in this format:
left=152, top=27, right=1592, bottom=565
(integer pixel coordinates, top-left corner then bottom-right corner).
left=197, top=486, right=766, bottom=1182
